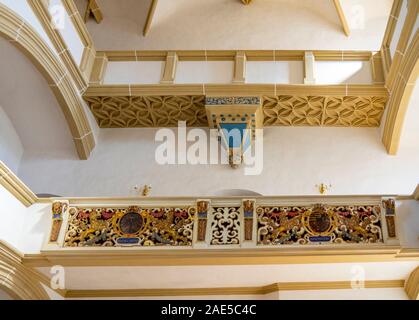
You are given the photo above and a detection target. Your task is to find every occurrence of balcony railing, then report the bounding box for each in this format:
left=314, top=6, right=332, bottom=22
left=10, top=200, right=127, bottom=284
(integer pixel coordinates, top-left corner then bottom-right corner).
left=47, top=195, right=399, bottom=250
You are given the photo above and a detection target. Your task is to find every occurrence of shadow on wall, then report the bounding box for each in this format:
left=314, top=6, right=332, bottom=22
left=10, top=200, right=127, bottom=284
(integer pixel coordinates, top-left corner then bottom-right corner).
left=211, top=189, right=263, bottom=197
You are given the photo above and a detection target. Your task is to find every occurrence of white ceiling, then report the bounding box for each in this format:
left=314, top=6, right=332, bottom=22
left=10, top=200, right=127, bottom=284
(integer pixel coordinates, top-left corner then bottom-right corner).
left=81, top=0, right=393, bottom=51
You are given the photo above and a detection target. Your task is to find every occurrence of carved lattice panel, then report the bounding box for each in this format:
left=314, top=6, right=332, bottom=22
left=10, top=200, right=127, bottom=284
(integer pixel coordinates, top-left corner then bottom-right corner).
left=323, top=97, right=386, bottom=126
left=210, top=206, right=241, bottom=245
left=64, top=206, right=195, bottom=247
left=257, top=204, right=383, bottom=245
left=263, top=95, right=387, bottom=127
left=84, top=95, right=207, bottom=128
left=263, top=96, right=324, bottom=126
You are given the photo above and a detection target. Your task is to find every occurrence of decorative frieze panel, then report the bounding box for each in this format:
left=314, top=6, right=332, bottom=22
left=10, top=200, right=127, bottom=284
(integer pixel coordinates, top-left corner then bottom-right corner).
left=64, top=206, right=195, bottom=247
left=263, top=95, right=387, bottom=127
left=83, top=93, right=387, bottom=129
left=57, top=198, right=397, bottom=249
left=257, top=204, right=383, bottom=245
left=210, top=206, right=241, bottom=245
left=84, top=95, right=207, bottom=128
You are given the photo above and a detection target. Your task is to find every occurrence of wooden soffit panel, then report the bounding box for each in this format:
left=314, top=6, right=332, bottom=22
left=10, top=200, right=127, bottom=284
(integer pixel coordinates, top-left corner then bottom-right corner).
left=83, top=85, right=388, bottom=128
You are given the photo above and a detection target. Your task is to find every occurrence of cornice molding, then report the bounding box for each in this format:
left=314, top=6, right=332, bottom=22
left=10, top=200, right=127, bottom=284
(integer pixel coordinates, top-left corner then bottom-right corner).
left=64, top=280, right=405, bottom=298
left=84, top=84, right=388, bottom=97
left=99, top=50, right=373, bottom=62
left=22, top=246, right=419, bottom=268
left=0, top=241, right=49, bottom=300
left=0, top=161, right=37, bottom=207
left=0, top=3, right=95, bottom=159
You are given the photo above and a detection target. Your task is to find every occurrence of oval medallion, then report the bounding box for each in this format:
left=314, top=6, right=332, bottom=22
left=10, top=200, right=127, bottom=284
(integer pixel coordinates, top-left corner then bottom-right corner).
left=308, top=206, right=331, bottom=233
left=119, top=212, right=143, bottom=234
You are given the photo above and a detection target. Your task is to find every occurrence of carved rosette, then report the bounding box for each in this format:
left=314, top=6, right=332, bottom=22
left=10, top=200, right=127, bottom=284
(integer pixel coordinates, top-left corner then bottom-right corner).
left=242, top=199, right=255, bottom=241
left=382, top=198, right=396, bottom=238
left=196, top=200, right=210, bottom=242
left=49, top=201, right=68, bottom=243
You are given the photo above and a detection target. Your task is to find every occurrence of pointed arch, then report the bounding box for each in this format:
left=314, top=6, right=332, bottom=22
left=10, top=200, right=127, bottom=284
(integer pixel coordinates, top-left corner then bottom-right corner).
left=0, top=241, right=49, bottom=300
left=382, top=31, right=419, bottom=154
left=0, top=3, right=95, bottom=159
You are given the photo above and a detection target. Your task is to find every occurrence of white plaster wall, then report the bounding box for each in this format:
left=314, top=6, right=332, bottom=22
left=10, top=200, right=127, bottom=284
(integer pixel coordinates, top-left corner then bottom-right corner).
left=17, top=126, right=419, bottom=198
left=20, top=203, right=51, bottom=253
left=49, top=0, right=84, bottom=65
left=315, top=61, right=372, bottom=84
left=0, top=185, right=50, bottom=253
left=0, top=37, right=77, bottom=159
left=104, top=61, right=164, bottom=84
left=0, top=105, right=24, bottom=173
left=397, top=200, right=419, bottom=249
left=0, top=0, right=56, bottom=53
left=0, top=184, right=25, bottom=251
left=246, top=61, right=304, bottom=84
left=84, top=0, right=393, bottom=51
left=175, top=61, right=234, bottom=84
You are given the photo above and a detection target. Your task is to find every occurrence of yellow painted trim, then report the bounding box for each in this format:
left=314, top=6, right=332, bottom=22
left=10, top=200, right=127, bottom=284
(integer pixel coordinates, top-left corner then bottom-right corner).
left=405, top=267, right=419, bottom=300
left=143, top=0, right=158, bottom=37
left=382, top=31, right=419, bottom=154
left=61, top=0, right=93, bottom=47
left=381, top=0, right=403, bottom=77
left=414, top=185, right=419, bottom=201
left=27, top=0, right=88, bottom=91
left=0, top=3, right=95, bottom=159
left=0, top=241, right=50, bottom=300
left=0, top=161, right=37, bottom=207
left=100, top=50, right=373, bottom=62
left=85, top=0, right=103, bottom=24
left=84, top=83, right=388, bottom=97
left=21, top=246, right=419, bottom=268
left=332, top=0, right=350, bottom=37
left=65, top=280, right=404, bottom=298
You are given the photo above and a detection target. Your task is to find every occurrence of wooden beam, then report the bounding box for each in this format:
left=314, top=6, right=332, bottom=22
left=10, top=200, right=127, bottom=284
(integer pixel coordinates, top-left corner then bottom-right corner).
left=84, top=0, right=103, bottom=24
left=143, top=0, right=158, bottom=37
left=333, top=0, right=350, bottom=37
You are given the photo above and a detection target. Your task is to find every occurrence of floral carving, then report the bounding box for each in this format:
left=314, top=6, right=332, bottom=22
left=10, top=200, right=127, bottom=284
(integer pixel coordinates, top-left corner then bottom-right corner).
left=64, top=206, right=195, bottom=247
left=210, top=207, right=241, bottom=245
left=257, top=205, right=382, bottom=245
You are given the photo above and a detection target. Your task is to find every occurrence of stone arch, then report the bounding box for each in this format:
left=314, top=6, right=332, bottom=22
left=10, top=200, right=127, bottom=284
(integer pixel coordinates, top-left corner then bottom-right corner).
left=0, top=241, right=49, bottom=300
left=382, top=30, right=419, bottom=154
left=0, top=3, right=95, bottom=159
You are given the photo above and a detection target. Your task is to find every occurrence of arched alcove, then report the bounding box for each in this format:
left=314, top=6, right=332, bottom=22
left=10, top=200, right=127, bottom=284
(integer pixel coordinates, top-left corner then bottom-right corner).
left=0, top=3, right=96, bottom=160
